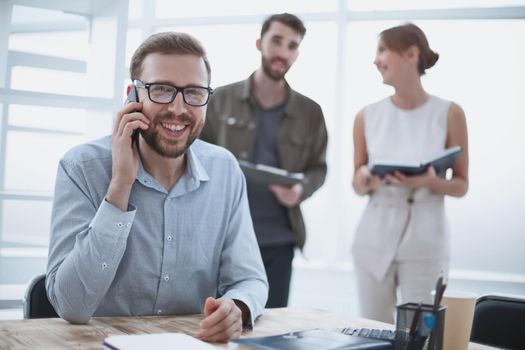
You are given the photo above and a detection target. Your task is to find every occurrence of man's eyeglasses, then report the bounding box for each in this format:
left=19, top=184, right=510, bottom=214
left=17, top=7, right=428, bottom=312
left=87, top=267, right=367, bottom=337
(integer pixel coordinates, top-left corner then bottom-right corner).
left=133, top=79, right=213, bottom=107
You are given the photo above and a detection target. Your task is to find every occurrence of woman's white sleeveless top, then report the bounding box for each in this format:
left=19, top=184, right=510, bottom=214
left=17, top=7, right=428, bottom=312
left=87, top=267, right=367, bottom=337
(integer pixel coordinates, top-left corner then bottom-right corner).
left=352, top=95, right=452, bottom=282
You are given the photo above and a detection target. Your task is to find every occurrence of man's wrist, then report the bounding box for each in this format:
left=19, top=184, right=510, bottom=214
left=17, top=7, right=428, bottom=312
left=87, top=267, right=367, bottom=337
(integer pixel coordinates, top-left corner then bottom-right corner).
left=296, top=183, right=304, bottom=198
left=106, top=180, right=133, bottom=212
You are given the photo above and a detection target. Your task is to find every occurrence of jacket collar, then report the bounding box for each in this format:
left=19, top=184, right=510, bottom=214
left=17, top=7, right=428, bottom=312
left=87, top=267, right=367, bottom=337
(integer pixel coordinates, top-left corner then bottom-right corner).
left=241, top=72, right=298, bottom=119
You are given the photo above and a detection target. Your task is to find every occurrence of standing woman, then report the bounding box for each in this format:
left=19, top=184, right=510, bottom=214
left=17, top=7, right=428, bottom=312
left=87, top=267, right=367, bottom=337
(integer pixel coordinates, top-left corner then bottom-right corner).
left=351, top=23, right=468, bottom=323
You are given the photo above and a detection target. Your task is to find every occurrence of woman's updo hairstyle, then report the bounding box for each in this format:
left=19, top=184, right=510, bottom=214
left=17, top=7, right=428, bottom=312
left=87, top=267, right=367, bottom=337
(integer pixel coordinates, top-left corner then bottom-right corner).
left=380, top=23, right=439, bottom=75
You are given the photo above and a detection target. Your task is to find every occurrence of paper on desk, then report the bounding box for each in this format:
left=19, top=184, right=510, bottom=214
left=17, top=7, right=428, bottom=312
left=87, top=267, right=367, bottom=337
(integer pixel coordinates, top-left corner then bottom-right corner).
left=102, top=332, right=219, bottom=350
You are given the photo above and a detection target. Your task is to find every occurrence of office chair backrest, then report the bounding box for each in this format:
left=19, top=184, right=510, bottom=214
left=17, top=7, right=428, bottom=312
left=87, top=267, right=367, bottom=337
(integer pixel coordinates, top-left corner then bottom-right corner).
left=23, top=274, right=59, bottom=319
left=470, top=294, right=525, bottom=350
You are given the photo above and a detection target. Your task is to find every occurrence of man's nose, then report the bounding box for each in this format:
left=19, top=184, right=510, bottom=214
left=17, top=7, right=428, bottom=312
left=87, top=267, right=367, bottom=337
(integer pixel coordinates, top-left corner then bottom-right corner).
left=167, top=91, right=187, bottom=114
left=274, top=43, right=290, bottom=60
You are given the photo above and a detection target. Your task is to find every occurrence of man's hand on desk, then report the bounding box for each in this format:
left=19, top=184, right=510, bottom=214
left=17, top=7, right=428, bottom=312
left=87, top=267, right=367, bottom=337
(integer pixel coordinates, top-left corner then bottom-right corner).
left=197, top=297, right=243, bottom=342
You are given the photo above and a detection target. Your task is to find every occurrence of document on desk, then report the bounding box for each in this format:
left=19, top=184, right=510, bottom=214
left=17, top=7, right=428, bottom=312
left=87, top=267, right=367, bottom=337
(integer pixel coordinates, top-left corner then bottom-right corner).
left=102, top=332, right=218, bottom=350
left=231, top=329, right=392, bottom=349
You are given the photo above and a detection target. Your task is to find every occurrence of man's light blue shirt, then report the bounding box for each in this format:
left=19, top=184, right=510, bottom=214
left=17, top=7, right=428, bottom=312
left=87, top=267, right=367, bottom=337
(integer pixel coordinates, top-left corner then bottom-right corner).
left=46, top=136, right=268, bottom=324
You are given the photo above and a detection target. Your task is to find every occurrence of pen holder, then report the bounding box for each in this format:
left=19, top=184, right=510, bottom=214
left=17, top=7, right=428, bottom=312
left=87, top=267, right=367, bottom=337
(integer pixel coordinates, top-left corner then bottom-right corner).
left=394, top=302, right=446, bottom=350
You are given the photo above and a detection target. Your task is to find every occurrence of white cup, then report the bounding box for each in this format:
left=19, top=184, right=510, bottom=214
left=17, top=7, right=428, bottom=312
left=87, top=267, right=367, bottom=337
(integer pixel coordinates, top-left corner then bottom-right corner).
left=440, top=291, right=477, bottom=350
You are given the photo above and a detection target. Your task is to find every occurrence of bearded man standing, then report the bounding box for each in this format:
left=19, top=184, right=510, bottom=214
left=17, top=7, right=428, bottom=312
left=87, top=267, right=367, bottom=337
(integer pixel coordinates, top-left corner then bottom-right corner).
left=46, top=32, right=267, bottom=342
left=201, top=13, right=328, bottom=308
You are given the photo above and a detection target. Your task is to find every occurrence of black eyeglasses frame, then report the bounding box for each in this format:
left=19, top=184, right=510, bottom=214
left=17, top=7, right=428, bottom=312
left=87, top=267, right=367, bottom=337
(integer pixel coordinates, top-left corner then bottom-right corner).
left=133, top=79, right=213, bottom=107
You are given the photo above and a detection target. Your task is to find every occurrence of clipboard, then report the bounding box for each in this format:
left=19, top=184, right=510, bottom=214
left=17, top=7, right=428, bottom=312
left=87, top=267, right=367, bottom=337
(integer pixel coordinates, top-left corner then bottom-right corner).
left=238, top=160, right=304, bottom=186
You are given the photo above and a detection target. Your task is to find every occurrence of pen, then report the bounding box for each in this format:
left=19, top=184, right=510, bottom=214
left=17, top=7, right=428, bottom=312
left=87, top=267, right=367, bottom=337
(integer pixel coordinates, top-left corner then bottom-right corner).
left=436, top=282, right=447, bottom=311
left=433, top=275, right=443, bottom=311
left=408, top=303, right=422, bottom=350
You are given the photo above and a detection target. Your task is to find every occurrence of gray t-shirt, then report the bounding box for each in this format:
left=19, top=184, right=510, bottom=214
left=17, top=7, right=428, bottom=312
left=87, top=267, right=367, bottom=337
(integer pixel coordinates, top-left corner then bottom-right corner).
left=248, top=101, right=294, bottom=247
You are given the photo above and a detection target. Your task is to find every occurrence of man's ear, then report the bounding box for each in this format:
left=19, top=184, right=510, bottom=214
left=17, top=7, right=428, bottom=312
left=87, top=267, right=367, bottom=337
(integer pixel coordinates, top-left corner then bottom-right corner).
left=256, top=38, right=262, bottom=52
left=126, top=84, right=133, bottom=96
left=291, top=49, right=300, bottom=64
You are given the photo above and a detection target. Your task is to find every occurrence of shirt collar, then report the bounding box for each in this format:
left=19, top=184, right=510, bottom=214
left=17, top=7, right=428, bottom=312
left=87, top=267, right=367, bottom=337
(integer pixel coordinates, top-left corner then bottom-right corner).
left=185, top=142, right=210, bottom=183
left=135, top=143, right=210, bottom=196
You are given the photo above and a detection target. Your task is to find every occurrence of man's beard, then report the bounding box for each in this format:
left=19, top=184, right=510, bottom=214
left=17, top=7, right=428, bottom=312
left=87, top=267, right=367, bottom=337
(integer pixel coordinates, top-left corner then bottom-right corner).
left=140, top=111, right=203, bottom=159
left=261, top=56, right=290, bottom=81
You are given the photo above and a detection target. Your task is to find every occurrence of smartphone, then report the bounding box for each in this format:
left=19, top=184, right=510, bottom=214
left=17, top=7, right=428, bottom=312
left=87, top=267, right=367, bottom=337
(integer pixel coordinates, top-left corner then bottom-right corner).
left=125, top=85, right=140, bottom=145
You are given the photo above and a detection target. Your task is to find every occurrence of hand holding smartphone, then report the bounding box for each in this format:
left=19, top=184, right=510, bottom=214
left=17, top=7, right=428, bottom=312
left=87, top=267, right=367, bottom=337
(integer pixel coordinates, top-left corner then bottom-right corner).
left=106, top=85, right=148, bottom=211
left=125, top=85, right=141, bottom=145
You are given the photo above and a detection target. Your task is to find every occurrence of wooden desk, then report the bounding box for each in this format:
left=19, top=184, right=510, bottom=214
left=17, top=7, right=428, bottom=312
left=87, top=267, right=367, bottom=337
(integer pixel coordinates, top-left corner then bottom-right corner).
left=0, top=307, right=495, bottom=349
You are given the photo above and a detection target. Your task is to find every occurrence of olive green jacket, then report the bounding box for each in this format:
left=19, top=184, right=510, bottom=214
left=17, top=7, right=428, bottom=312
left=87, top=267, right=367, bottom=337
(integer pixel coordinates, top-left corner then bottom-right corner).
left=200, top=74, right=328, bottom=249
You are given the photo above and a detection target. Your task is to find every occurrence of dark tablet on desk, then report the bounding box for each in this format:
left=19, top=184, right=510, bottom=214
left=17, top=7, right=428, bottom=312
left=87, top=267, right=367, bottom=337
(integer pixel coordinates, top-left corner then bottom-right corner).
left=231, top=329, right=392, bottom=350
left=238, top=160, right=304, bottom=186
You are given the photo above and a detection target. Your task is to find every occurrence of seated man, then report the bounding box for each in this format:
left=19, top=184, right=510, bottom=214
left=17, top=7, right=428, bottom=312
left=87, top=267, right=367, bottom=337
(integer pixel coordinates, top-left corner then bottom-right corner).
left=46, top=32, right=268, bottom=342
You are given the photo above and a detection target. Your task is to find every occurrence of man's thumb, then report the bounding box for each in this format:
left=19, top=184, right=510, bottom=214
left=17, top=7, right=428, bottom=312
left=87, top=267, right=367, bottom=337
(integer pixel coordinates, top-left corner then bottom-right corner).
left=203, top=297, right=217, bottom=316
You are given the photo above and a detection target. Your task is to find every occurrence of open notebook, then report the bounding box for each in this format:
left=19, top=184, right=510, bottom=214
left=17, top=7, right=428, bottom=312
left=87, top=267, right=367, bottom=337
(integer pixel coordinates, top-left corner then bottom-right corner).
left=370, top=146, right=462, bottom=177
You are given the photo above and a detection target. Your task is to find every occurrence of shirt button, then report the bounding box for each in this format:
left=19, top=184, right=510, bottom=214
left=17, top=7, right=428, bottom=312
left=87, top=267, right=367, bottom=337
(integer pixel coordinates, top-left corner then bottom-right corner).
left=102, top=262, right=108, bottom=270
left=167, top=235, right=172, bottom=242
left=227, top=117, right=236, bottom=125
left=157, top=309, right=162, bottom=315
left=164, top=275, right=170, bottom=282
left=248, top=122, right=256, bottom=130
left=116, top=222, right=123, bottom=228
left=126, top=223, right=131, bottom=228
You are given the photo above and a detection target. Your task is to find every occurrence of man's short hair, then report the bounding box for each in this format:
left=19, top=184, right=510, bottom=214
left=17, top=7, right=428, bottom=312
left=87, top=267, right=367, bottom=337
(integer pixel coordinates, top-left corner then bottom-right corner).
left=260, top=13, right=306, bottom=39
left=130, top=32, right=211, bottom=84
